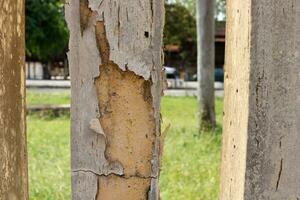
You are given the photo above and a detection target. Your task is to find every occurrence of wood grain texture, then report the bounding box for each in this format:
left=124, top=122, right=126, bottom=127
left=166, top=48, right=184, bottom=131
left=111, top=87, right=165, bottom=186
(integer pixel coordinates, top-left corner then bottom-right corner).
left=66, top=0, right=164, bottom=199
left=219, top=0, right=251, bottom=199
left=0, top=0, right=28, bottom=199
left=220, top=0, right=300, bottom=199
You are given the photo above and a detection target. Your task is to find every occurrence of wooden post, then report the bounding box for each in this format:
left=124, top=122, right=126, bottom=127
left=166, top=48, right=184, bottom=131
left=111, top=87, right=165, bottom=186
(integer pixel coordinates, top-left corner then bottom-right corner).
left=196, top=0, right=216, bottom=130
left=66, top=0, right=164, bottom=199
left=220, top=0, right=300, bottom=199
left=0, top=0, right=28, bottom=199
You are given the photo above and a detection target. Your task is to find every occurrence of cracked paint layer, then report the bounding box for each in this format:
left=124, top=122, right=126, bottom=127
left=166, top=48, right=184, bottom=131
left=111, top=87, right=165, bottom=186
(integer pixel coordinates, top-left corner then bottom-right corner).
left=88, top=0, right=156, bottom=80
left=94, top=16, right=156, bottom=199
left=66, top=0, right=164, bottom=199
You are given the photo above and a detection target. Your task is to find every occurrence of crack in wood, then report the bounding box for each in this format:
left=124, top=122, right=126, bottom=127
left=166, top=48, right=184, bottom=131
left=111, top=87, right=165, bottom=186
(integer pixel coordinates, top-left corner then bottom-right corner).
left=276, top=158, right=283, bottom=191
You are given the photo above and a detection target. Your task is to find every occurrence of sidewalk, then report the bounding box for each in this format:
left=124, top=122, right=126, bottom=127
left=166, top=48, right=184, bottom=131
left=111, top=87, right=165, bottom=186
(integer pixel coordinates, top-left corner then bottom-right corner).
left=26, top=79, right=70, bottom=88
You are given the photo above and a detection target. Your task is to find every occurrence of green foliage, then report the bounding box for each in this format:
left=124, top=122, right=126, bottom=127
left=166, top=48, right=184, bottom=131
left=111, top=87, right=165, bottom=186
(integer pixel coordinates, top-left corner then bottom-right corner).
left=25, top=0, right=69, bottom=61
left=27, top=94, right=222, bottom=199
left=166, top=0, right=226, bottom=20
left=164, top=0, right=226, bottom=46
left=25, top=0, right=225, bottom=61
left=164, top=3, right=196, bottom=45
left=215, top=0, right=226, bottom=20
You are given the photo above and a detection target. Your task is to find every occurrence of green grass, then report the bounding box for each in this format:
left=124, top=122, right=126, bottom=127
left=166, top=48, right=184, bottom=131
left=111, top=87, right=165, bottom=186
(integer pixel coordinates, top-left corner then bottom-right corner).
left=27, top=93, right=222, bottom=199
left=27, top=115, right=71, bottom=200
left=27, top=90, right=70, bottom=105
left=160, top=97, right=222, bottom=200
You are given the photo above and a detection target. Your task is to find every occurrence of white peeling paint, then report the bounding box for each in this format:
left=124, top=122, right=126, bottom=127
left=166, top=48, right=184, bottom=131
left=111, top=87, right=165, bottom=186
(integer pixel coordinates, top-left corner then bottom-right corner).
left=89, top=118, right=105, bottom=137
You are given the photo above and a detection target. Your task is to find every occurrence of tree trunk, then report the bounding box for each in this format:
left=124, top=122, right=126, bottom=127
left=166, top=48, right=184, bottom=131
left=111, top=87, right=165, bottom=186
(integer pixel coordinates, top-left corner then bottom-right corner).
left=220, top=0, right=300, bottom=199
left=0, top=0, right=28, bottom=199
left=66, top=0, right=164, bottom=199
left=196, top=0, right=216, bottom=130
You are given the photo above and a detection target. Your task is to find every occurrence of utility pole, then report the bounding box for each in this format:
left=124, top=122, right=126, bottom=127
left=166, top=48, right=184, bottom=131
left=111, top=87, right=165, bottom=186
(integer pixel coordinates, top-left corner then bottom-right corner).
left=66, top=0, right=164, bottom=199
left=196, top=0, right=216, bottom=130
left=220, top=0, right=300, bottom=199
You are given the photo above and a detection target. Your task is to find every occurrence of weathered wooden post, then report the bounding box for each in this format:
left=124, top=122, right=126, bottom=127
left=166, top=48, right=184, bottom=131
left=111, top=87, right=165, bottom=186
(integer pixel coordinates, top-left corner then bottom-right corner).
left=0, top=0, right=28, bottom=199
left=66, top=0, right=164, bottom=199
left=220, top=0, right=300, bottom=199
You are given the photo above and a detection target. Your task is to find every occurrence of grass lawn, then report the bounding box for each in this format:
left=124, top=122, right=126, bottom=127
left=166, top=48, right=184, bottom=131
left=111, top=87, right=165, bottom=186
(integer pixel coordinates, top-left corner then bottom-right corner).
left=27, top=90, right=70, bottom=105
left=27, top=115, right=70, bottom=200
left=27, top=91, right=222, bottom=199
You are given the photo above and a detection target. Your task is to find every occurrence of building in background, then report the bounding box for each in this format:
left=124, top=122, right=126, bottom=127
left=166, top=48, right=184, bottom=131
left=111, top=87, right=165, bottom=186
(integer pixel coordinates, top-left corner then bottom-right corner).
left=164, top=22, right=225, bottom=81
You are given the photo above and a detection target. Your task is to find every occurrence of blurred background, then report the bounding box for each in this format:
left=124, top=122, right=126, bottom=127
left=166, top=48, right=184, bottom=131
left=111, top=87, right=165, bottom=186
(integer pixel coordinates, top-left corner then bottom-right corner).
left=25, top=0, right=225, bottom=87
left=26, top=0, right=226, bottom=199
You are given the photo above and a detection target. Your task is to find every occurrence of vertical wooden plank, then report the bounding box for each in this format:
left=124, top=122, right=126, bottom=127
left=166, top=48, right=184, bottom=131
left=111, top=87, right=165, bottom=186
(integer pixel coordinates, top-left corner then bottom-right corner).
left=0, top=0, right=28, bottom=199
left=219, top=0, right=251, bottom=198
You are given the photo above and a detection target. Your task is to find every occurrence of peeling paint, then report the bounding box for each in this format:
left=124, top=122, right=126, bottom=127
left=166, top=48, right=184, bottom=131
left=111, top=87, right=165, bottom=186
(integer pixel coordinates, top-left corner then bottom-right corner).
left=66, top=0, right=164, bottom=198
left=89, top=118, right=105, bottom=137
left=88, top=0, right=156, bottom=79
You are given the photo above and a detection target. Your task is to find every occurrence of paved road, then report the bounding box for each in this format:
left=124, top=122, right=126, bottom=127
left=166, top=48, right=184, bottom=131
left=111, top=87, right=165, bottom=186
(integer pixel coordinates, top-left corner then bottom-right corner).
left=27, top=80, right=224, bottom=97
left=26, top=80, right=224, bottom=88
left=28, top=87, right=224, bottom=98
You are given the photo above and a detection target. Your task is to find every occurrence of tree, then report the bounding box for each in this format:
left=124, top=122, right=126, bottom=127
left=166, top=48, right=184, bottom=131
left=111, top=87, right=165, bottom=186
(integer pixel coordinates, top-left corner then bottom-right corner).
left=164, top=3, right=196, bottom=45
left=163, top=1, right=226, bottom=74
left=196, top=0, right=216, bottom=130
left=220, top=0, right=300, bottom=199
left=0, top=0, right=28, bottom=199
left=66, top=0, right=164, bottom=199
left=25, top=0, right=69, bottom=61
left=164, top=2, right=197, bottom=69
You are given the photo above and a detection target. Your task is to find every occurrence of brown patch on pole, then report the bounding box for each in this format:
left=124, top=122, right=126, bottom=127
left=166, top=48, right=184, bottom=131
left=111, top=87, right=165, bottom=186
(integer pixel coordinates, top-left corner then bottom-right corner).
left=94, top=20, right=155, bottom=195
left=80, top=0, right=93, bottom=35
left=97, top=175, right=151, bottom=200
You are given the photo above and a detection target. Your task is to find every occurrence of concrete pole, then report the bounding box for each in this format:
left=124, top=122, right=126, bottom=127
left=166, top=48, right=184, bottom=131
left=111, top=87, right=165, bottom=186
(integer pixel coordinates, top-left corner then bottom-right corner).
left=196, top=0, right=216, bottom=130
left=66, top=0, right=164, bottom=199
left=0, top=0, right=28, bottom=199
left=220, top=0, right=300, bottom=199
